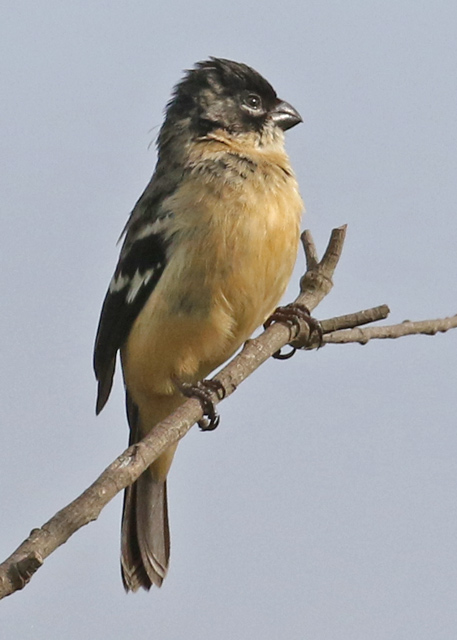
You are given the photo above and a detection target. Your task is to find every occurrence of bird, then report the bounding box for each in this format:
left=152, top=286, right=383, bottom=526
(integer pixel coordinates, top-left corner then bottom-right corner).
left=93, top=57, right=304, bottom=591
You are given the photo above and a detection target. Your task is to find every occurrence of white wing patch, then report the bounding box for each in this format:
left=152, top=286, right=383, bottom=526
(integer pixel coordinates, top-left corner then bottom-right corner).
left=109, top=268, right=158, bottom=303
left=134, top=216, right=171, bottom=241
left=126, top=268, right=156, bottom=303
left=109, top=272, right=130, bottom=293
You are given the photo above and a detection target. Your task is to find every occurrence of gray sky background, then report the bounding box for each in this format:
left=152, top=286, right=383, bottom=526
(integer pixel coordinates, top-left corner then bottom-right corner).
left=1, top=1, right=457, bottom=638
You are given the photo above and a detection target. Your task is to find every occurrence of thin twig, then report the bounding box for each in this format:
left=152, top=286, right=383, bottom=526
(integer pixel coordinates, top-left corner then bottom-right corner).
left=325, top=315, right=457, bottom=344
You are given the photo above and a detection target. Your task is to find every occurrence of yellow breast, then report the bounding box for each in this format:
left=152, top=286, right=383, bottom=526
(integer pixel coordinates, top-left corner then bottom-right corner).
left=122, top=143, right=303, bottom=401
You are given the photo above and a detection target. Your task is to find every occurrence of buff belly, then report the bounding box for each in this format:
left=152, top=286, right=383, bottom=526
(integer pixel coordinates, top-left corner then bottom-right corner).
left=121, top=158, right=303, bottom=436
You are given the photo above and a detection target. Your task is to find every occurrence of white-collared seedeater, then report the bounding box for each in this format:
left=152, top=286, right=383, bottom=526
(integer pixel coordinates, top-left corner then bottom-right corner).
left=94, top=58, right=304, bottom=591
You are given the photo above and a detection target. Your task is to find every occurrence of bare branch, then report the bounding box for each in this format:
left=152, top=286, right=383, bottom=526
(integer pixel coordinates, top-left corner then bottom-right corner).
left=300, top=229, right=319, bottom=270
left=321, top=305, right=391, bottom=334
left=0, top=225, right=345, bottom=600
left=0, top=224, right=455, bottom=599
left=324, top=314, right=457, bottom=345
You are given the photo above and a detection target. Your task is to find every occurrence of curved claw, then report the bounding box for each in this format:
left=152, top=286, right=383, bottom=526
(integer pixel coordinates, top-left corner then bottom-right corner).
left=197, top=413, right=220, bottom=432
left=272, top=345, right=297, bottom=360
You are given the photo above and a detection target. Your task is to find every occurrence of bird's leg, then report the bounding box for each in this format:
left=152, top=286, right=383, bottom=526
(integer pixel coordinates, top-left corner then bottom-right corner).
left=176, top=379, right=226, bottom=431
left=264, top=303, right=323, bottom=359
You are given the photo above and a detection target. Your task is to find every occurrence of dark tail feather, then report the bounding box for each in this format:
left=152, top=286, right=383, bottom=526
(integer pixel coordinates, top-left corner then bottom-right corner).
left=121, top=474, right=170, bottom=591
left=120, top=392, right=170, bottom=592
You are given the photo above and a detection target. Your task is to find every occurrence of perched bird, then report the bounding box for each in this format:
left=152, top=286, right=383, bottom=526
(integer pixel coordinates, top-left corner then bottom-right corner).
left=94, top=57, right=304, bottom=591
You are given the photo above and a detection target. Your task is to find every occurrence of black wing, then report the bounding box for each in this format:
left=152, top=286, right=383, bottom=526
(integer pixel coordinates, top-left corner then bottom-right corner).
left=93, top=190, right=174, bottom=415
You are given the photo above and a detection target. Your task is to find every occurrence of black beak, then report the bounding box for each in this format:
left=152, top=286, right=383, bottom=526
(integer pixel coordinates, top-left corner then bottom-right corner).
left=271, top=99, right=303, bottom=131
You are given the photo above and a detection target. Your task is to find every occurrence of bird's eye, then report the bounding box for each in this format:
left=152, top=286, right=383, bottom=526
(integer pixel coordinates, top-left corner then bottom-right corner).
left=243, top=93, right=262, bottom=110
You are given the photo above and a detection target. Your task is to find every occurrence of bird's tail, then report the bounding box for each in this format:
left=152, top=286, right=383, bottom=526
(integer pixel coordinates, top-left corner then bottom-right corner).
left=120, top=392, right=178, bottom=592
left=121, top=469, right=170, bottom=591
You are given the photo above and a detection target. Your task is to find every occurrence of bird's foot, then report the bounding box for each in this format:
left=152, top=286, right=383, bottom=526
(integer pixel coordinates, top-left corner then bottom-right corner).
left=178, top=379, right=226, bottom=431
left=264, top=303, right=323, bottom=359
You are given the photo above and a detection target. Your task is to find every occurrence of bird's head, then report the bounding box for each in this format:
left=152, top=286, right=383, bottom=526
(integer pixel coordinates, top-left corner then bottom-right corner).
left=158, top=58, right=302, bottom=153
